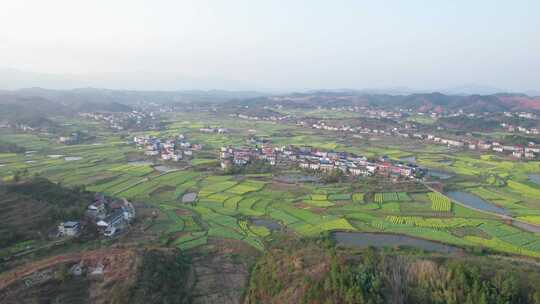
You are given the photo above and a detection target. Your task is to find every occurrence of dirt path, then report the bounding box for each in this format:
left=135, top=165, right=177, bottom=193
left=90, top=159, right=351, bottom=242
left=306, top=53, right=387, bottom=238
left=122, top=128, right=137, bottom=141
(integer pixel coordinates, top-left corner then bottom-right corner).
left=0, top=248, right=132, bottom=291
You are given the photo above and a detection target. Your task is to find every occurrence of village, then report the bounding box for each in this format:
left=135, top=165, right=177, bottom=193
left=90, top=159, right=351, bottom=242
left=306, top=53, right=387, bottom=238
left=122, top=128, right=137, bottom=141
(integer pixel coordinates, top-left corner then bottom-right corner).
left=300, top=119, right=540, bottom=160
left=228, top=104, right=540, bottom=160
left=57, top=194, right=136, bottom=239
left=132, top=133, right=202, bottom=161
left=220, top=144, right=426, bottom=179
left=80, top=110, right=161, bottom=131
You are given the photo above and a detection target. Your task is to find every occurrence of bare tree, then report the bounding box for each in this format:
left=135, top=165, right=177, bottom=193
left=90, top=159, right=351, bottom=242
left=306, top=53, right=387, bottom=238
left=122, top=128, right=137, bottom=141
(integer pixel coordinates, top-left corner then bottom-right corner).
left=384, top=255, right=407, bottom=304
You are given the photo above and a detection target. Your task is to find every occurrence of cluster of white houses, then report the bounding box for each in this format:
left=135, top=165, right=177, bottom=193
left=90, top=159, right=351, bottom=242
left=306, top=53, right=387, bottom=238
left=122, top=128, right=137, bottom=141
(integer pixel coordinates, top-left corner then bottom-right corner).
left=230, top=107, right=402, bottom=122
left=58, top=132, right=81, bottom=144
left=58, top=194, right=135, bottom=238
left=80, top=112, right=127, bottom=131
left=230, top=112, right=290, bottom=122
left=220, top=145, right=425, bottom=179
left=133, top=134, right=202, bottom=161
left=93, top=197, right=135, bottom=237
left=80, top=111, right=160, bottom=131
left=301, top=120, right=540, bottom=160
left=0, top=122, right=38, bottom=132
left=394, top=133, right=539, bottom=159
left=325, top=107, right=403, bottom=119
left=307, top=121, right=390, bottom=135
left=424, top=136, right=540, bottom=159
left=199, top=126, right=229, bottom=133
left=501, top=123, right=540, bottom=135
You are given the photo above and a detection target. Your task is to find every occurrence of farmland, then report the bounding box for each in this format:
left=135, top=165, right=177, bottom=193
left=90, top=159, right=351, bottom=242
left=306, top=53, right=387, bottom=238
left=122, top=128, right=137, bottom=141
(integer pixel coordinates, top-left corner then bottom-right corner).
left=428, top=192, right=452, bottom=212
left=1, top=109, right=540, bottom=261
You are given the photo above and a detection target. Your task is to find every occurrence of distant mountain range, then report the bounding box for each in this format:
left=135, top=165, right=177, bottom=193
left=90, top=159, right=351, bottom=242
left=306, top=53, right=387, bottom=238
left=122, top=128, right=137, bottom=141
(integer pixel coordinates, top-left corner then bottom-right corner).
left=1, top=88, right=540, bottom=129
left=0, top=88, right=269, bottom=129
left=307, top=85, right=540, bottom=97
left=0, top=87, right=268, bottom=105
left=234, top=91, right=540, bottom=113
left=1, top=68, right=539, bottom=97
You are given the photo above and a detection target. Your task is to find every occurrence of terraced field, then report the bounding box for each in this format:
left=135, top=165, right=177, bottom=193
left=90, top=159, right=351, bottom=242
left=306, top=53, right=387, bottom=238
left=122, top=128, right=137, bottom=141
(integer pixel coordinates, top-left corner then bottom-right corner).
left=374, top=192, right=411, bottom=204
left=2, top=114, right=540, bottom=259
left=428, top=192, right=452, bottom=212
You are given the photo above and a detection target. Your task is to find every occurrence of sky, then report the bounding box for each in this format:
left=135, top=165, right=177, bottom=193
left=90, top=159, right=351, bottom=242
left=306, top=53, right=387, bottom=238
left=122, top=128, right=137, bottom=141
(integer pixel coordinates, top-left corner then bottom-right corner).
left=1, top=0, right=539, bottom=92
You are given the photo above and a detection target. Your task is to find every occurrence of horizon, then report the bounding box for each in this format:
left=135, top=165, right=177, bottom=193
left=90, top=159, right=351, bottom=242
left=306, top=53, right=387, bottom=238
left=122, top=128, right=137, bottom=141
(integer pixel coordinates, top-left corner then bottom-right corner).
left=2, top=1, right=539, bottom=92
left=1, top=83, right=540, bottom=97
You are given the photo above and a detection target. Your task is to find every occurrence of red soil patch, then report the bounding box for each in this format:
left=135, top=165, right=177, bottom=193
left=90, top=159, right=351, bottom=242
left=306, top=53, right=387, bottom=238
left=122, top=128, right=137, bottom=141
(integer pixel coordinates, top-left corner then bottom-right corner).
left=0, top=248, right=138, bottom=291
left=175, top=209, right=192, bottom=216
left=293, top=202, right=326, bottom=214
left=499, top=96, right=540, bottom=110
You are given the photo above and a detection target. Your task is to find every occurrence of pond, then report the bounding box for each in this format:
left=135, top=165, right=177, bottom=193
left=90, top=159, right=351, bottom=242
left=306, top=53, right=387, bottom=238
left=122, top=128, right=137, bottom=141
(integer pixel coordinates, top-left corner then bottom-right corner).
left=427, top=169, right=453, bottom=179
left=528, top=174, right=540, bottom=186
left=399, top=156, right=416, bottom=163
left=251, top=218, right=282, bottom=231
left=445, top=191, right=510, bottom=216
left=438, top=159, right=454, bottom=165
left=64, top=156, right=83, bottom=161
left=154, top=165, right=178, bottom=173
left=181, top=192, right=197, bottom=203
left=332, top=232, right=459, bottom=253
left=274, top=175, right=320, bottom=183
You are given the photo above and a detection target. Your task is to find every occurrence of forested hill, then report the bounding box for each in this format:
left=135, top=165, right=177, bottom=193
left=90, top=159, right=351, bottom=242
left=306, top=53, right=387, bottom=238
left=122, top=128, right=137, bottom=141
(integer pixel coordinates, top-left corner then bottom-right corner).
left=0, top=93, right=131, bottom=115
left=228, top=92, right=540, bottom=113
left=3, top=88, right=540, bottom=114
left=0, top=178, right=93, bottom=249
left=0, top=87, right=266, bottom=106
left=0, top=92, right=132, bottom=130
left=246, top=238, right=540, bottom=304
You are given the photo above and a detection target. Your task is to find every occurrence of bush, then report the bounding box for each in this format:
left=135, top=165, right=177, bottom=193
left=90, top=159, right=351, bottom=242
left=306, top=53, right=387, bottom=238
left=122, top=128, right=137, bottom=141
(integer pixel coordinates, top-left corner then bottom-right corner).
left=130, top=250, right=193, bottom=304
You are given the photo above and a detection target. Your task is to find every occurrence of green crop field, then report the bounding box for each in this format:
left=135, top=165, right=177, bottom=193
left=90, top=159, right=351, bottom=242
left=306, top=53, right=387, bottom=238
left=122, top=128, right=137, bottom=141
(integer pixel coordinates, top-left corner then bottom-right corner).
left=385, top=216, right=482, bottom=229
left=507, top=180, right=540, bottom=198
left=352, top=193, right=364, bottom=203
left=226, top=180, right=266, bottom=194
left=374, top=192, right=411, bottom=204
left=468, top=187, right=523, bottom=210
left=427, top=192, right=452, bottom=212
left=517, top=215, right=540, bottom=225
left=3, top=111, right=540, bottom=259
left=328, top=193, right=351, bottom=201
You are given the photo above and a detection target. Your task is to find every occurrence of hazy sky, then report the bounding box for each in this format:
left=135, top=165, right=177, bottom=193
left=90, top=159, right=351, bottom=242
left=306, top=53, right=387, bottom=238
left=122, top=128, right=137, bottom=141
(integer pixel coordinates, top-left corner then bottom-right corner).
left=1, top=0, right=539, bottom=91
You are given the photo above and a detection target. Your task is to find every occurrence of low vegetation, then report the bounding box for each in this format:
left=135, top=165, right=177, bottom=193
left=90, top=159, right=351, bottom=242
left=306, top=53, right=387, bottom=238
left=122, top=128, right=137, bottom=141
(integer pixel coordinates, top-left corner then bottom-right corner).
left=128, top=250, right=193, bottom=304
left=0, top=178, right=93, bottom=249
left=246, top=238, right=540, bottom=304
